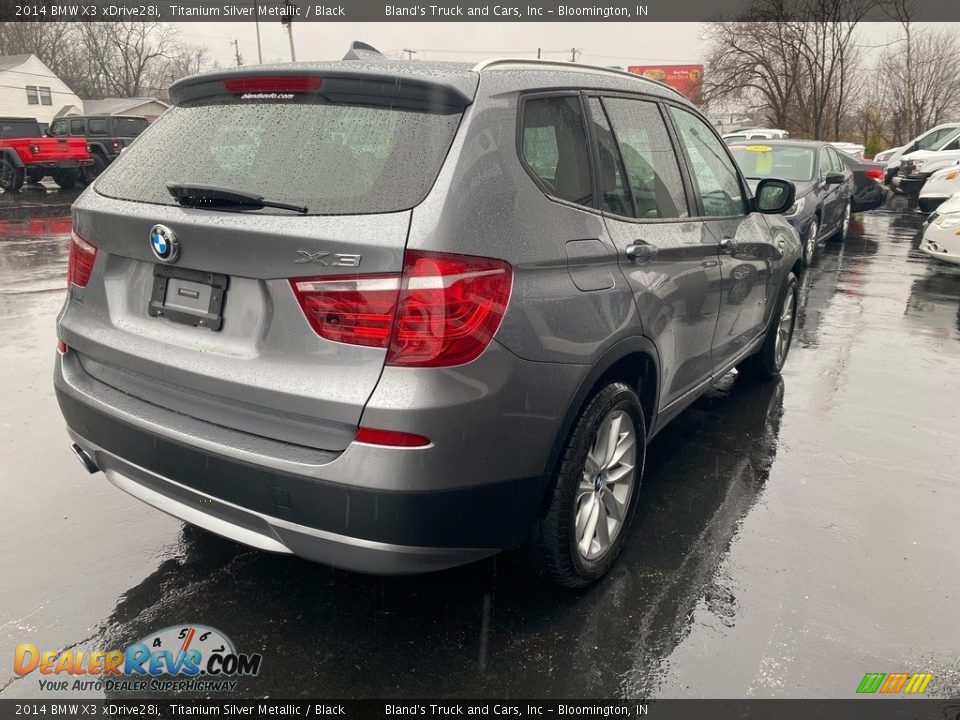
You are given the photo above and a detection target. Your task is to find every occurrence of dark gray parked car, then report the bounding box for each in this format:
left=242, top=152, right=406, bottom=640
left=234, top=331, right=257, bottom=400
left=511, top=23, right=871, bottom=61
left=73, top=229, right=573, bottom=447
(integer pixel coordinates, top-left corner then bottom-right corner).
left=730, top=140, right=855, bottom=266
left=55, top=47, right=801, bottom=586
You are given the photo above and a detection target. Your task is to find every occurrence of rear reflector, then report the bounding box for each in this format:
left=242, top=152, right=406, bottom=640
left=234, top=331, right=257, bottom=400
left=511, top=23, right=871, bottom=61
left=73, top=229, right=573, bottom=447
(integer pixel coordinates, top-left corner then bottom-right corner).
left=223, top=76, right=322, bottom=94
left=57, top=340, right=68, bottom=354
left=865, top=168, right=885, bottom=183
left=291, top=275, right=401, bottom=348
left=290, top=251, right=512, bottom=367
left=67, top=230, right=97, bottom=288
left=355, top=427, right=430, bottom=447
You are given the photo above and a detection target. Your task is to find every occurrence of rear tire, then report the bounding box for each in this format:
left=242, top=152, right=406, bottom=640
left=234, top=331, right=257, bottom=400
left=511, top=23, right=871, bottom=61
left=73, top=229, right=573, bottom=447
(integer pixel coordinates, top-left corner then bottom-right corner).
left=84, top=153, right=107, bottom=182
left=519, top=381, right=646, bottom=588
left=803, top=216, right=819, bottom=266
left=833, top=202, right=851, bottom=241
left=0, top=158, right=24, bottom=192
left=51, top=170, right=79, bottom=190
left=738, top=273, right=798, bottom=380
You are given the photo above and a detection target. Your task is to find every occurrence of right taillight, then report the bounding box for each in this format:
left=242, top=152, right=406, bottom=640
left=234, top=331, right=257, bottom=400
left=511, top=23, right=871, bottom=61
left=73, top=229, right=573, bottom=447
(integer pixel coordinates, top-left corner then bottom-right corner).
left=67, top=230, right=97, bottom=288
left=290, top=250, right=512, bottom=367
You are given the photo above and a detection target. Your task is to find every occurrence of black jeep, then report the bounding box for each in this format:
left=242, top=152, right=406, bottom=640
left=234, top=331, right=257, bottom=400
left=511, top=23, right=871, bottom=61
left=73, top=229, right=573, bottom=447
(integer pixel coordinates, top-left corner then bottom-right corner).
left=47, top=115, right=149, bottom=179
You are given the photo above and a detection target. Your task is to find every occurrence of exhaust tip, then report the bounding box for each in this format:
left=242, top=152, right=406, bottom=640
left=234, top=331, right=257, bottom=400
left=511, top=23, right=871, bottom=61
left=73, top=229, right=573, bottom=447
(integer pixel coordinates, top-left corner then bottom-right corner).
left=71, top=444, right=100, bottom=474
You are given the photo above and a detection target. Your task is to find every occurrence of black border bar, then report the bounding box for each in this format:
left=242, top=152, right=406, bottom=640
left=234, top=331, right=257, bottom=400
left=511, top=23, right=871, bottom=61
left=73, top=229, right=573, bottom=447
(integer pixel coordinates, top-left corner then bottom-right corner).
left=3, top=0, right=960, bottom=22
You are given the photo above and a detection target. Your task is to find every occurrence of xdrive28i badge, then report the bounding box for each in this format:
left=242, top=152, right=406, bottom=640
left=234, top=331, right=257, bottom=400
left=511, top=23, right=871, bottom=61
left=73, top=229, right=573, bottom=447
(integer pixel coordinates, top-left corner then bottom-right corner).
left=150, top=224, right=179, bottom=263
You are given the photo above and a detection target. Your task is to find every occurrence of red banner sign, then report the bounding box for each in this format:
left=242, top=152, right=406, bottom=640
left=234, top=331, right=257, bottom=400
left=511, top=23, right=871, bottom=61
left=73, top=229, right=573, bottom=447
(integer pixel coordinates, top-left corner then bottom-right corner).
left=626, top=65, right=703, bottom=102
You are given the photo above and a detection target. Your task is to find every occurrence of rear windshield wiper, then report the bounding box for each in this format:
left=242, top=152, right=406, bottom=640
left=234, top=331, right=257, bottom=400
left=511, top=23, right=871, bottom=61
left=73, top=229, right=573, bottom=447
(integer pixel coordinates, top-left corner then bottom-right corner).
left=166, top=183, right=308, bottom=214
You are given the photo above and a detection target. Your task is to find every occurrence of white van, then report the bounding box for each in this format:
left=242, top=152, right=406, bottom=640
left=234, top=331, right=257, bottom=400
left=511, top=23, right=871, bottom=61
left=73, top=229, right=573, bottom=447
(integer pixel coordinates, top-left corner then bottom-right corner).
left=875, top=123, right=960, bottom=182
left=893, top=127, right=960, bottom=195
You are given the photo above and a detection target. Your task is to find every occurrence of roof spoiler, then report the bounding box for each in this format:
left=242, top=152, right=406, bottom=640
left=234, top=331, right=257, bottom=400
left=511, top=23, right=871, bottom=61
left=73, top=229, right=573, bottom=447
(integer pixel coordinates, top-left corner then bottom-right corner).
left=342, top=41, right=385, bottom=61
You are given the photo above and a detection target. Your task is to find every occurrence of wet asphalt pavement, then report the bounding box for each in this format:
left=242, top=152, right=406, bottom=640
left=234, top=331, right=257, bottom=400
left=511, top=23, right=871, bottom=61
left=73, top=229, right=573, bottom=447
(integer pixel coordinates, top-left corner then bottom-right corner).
left=1, top=186, right=958, bottom=700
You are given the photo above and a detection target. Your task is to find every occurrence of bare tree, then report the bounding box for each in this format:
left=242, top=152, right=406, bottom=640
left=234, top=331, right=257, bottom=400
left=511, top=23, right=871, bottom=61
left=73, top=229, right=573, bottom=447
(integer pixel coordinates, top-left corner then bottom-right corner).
left=880, top=25, right=960, bottom=141
left=0, top=20, right=207, bottom=100
left=704, top=0, right=870, bottom=140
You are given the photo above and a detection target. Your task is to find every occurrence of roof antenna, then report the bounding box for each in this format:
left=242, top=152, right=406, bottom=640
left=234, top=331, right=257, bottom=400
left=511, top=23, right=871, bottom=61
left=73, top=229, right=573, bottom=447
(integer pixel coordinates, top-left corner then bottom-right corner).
left=343, top=41, right=385, bottom=61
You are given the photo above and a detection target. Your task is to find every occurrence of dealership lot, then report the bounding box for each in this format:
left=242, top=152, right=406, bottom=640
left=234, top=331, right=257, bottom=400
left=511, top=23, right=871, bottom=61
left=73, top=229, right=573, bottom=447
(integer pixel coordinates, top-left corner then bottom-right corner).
left=1, top=189, right=958, bottom=699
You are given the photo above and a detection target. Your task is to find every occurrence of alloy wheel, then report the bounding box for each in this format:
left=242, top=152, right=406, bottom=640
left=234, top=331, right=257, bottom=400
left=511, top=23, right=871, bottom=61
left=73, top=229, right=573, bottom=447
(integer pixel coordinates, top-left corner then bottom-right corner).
left=775, top=286, right=796, bottom=367
left=806, top=218, right=818, bottom=263
left=575, top=409, right=637, bottom=561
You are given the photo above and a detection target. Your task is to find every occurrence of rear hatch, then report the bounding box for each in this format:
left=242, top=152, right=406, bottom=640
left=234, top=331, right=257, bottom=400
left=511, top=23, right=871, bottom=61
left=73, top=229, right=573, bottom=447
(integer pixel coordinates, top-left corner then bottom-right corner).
left=33, top=136, right=89, bottom=163
left=62, top=66, right=476, bottom=452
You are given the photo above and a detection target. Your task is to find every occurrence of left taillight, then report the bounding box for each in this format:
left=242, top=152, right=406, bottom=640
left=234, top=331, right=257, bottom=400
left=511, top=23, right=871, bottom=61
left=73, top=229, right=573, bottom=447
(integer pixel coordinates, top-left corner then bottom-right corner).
left=67, top=230, right=97, bottom=288
left=865, top=168, right=884, bottom=183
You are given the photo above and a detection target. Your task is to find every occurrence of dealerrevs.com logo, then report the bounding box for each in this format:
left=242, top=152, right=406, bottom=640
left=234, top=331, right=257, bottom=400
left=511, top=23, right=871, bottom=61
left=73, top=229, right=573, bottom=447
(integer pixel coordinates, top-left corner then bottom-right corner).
left=14, top=625, right=262, bottom=693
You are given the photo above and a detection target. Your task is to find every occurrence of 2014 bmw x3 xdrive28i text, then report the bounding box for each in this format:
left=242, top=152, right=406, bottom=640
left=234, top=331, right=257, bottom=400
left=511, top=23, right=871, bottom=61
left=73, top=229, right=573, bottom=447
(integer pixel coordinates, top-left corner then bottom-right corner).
left=55, top=45, right=801, bottom=586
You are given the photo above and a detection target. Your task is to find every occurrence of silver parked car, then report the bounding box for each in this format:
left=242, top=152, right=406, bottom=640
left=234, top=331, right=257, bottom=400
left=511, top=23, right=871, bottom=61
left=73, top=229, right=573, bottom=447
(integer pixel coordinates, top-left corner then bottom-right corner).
left=55, top=46, right=801, bottom=586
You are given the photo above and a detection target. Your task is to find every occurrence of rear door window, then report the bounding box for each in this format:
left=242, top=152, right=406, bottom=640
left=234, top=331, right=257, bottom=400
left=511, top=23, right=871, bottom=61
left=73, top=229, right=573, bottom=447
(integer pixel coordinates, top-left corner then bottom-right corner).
left=70, top=119, right=85, bottom=135
left=88, top=118, right=109, bottom=136
left=601, top=97, right=689, bottom=219
left=587, top=97, right=632, bottom=217
left=95, top=97, right=464, bottom=216
left=520, top=95, right=593, bottom=207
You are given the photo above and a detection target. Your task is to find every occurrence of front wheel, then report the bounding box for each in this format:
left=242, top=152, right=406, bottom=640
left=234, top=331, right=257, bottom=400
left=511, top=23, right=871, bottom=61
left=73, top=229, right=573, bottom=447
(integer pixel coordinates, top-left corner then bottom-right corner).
left=738, top=273, right=798, bottom=380
left=519, top=382, right=646, bottom=587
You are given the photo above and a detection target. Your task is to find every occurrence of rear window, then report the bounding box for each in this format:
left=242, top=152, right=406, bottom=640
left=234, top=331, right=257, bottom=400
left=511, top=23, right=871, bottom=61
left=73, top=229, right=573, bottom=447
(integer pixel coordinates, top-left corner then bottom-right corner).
left=95, top=99, right=462, bottom=215
left=114, top=117, right=148, bottom=137
left=0, top=120, right=41, bottom=139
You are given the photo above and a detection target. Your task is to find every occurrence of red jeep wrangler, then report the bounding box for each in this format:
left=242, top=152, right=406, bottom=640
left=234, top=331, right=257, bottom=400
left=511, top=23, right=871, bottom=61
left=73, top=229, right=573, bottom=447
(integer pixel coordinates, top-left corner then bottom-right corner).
left=0, top=117, right=93, bottom=192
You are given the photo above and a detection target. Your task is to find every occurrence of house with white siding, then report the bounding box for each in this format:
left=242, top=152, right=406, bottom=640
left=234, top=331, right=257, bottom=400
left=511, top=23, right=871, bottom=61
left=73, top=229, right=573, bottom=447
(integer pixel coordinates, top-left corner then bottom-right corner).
left=0, top=54, right=83, bottom=128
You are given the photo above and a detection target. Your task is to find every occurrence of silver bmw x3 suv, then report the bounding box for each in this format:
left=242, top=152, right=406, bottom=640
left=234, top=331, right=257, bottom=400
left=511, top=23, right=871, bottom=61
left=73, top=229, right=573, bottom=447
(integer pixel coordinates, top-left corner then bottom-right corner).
left=55, top=46, right=801, bottom=586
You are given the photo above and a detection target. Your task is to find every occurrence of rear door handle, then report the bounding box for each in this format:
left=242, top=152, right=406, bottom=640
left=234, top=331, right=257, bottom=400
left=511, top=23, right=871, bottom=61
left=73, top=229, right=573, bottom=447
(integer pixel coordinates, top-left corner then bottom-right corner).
left=625, top=242, right=658, bottom=263
left=720, top=236, right=738, bottom=254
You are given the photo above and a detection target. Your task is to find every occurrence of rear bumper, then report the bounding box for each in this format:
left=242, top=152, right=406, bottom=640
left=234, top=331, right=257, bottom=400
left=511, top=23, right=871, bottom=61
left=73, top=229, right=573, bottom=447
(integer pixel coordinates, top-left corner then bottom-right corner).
left=54, top=352, right=553, bottom=574
left=26, top=159, right=93, bottom=169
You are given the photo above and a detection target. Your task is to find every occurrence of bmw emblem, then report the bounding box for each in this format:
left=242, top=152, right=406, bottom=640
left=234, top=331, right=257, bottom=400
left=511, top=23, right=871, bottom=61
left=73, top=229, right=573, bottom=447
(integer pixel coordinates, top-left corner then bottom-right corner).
left=150, top=224, right=179, bottom=263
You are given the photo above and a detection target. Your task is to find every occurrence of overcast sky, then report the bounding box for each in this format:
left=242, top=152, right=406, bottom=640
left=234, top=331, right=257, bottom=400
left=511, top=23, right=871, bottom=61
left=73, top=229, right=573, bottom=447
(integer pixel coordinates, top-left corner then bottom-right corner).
left=177, top=21, right=950, bottom=71
left=179, top=21, right=706, bottom=67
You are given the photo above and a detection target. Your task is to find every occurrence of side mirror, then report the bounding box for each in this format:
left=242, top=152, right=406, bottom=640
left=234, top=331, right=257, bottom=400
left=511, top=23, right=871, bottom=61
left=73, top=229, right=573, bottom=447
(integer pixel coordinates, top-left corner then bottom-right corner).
left=753, top=178, right=796, bottom=215
left=824, top=172, right=845, bottom=185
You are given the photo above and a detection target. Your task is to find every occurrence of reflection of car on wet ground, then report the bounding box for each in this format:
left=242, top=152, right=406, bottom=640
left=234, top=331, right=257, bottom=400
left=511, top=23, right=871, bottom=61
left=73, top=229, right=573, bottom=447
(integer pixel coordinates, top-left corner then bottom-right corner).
left=730, top=140, right=854, bottom=266
left=54, top=50, right=803, bottom=588
left=920, top=193, right=960, bottom=265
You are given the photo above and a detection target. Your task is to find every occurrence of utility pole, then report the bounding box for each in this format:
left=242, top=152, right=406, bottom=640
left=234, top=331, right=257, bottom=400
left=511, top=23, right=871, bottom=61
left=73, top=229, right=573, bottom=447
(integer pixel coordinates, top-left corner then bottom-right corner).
left=402, top=49, right=417, bottom=60
left=537, top=48, right=541, bottom=59
left=230, top=39, right=242, bottom=67
left=281, top=0, right=296, bottom=62
left=569, top=48, right=582, bottom=63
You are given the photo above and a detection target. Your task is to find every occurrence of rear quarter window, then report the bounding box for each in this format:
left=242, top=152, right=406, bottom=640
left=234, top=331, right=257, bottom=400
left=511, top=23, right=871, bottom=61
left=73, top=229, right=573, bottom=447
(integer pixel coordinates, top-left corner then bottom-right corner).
left=520, top=95, right=593, bottom=207
left=95, top=98, right=463, bottom=216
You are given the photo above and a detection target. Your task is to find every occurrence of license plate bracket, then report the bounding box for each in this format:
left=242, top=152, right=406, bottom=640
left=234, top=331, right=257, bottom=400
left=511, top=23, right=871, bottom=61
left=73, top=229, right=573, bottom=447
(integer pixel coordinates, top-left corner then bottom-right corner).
left=148, top=265, right=228, bottom=331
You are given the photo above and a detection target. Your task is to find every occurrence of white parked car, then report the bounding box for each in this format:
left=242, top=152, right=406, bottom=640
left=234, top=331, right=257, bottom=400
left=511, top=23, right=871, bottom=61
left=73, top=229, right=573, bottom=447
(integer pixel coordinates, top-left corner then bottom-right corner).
left=893, top=128, right=960, bottom=195
left=918, top=165, right=960, bottom=213
left=830, top=142, right=866, bottom=159
left=919, top=191, right=960, bottom=265
left=876, top=123, right=960, bottom=182
left=722, top=128, right=789, bottom=143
